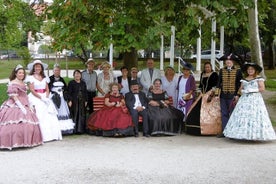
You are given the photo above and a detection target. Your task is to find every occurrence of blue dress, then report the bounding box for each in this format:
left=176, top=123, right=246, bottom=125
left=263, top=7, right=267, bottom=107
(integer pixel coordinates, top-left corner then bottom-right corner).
left=223, top=77, right=276, bottom=141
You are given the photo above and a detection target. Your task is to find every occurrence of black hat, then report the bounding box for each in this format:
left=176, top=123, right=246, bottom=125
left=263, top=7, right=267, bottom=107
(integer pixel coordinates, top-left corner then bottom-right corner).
left=180, top=60, right=193, bottom=70
left=219, top=53, right=240, bottom=62
left=130, top=80, right=139, bottom=86
left=242, top=62, right=262, bottom=73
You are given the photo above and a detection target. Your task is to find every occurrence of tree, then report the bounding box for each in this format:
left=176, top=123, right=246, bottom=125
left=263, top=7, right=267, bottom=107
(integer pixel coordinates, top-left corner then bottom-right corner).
left=47, top=0, right=272, bottom=72
left=0, top=0, right=42, bottom=63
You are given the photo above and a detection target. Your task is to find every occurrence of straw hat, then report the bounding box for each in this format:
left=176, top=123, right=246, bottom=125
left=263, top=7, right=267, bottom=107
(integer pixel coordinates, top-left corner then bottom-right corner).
left=27, top=60, right=48, bottom=70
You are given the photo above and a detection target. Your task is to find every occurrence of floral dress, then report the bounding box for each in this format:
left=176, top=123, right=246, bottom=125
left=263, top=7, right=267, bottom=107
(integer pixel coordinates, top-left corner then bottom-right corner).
left=223, top=77, right=276, bottom=140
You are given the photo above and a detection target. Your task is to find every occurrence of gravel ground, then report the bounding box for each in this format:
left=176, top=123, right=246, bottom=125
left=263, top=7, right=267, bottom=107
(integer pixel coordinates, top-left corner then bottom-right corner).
left=1, top=134, right=276, bottom=184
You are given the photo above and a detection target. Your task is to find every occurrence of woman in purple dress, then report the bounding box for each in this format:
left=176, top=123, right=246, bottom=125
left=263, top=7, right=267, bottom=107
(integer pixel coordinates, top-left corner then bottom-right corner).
left=0, top=65, right=43, bottom=150
left=176, top=62, right=196, bottom=117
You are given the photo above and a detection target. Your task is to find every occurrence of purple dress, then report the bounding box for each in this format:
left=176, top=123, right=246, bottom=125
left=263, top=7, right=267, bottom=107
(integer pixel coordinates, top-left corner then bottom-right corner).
left=0, top=83, right=43, bottom=150
left=176, top=75, right=196, bottom=116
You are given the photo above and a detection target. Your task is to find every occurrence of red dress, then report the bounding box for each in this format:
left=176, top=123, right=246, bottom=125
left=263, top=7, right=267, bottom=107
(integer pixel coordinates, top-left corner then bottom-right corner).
left=87, top=93, right=134, bottom=136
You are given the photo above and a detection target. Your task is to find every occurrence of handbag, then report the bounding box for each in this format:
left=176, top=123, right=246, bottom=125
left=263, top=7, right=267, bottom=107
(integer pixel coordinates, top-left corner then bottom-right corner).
left=182, top=93, right=193, bottom=101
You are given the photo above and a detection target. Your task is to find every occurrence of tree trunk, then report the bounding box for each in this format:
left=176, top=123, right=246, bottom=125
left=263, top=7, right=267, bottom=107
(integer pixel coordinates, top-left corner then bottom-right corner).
left=122, top=47, right=138, bottom=72
left=248, top=0, right=266, bottom=78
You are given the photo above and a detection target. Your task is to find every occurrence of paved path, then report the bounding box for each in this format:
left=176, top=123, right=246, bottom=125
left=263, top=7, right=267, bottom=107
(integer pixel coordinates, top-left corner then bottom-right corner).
left=0, top=134, right=275, bottom=184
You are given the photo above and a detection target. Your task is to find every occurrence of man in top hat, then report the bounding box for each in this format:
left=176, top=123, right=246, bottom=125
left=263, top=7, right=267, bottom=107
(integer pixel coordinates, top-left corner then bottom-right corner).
left=140, top=58, right=161, bottom=95
left=81, top=58, right=98, bottom=114
left=125, top=80, right=150, bottom=137
left=216, top=53, right=243, bottom=137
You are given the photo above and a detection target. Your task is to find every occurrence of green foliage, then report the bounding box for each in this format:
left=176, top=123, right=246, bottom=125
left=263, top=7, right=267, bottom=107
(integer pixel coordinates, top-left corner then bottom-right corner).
left=0, top=0, right=42, bottom=50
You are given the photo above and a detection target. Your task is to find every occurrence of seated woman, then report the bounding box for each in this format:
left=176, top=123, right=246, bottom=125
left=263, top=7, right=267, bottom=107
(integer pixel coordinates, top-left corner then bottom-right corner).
left=87, top=83, right=134, bottom=137
left=185, top=62, right=221, bottom=135
left=147, top=79, right=184, bottom=136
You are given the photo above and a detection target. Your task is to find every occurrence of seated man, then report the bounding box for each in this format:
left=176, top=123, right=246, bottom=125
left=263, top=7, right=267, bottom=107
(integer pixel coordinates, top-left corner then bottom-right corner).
left=125, top=80, right=150, bottom=137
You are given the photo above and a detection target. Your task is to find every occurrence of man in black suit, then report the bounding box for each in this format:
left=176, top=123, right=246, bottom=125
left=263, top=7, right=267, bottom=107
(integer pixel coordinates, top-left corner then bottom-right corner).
left=125, top=80, right=149, bottom=137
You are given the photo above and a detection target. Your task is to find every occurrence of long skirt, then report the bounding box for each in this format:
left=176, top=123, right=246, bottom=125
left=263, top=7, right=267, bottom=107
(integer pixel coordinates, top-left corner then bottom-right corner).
left=185, top=90, right=222, bottom=135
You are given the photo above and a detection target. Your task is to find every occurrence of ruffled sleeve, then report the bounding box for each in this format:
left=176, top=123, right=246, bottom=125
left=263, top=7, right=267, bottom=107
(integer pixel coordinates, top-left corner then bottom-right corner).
left=24, top=75, right=34, bottom=83
left=256, top=77, right=264, bottom=82
left=7, top=83, right=18, bottom=97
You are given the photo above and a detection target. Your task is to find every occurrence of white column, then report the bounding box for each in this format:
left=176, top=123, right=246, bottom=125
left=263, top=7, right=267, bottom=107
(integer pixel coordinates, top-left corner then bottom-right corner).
left=170, top=26, right=175, bottom=67
left=196, top=17, right=202, bottom=72
left=211, top=18, right=216, bottom=71
left=109, top=43, right=113, bottom=67
left=219, top=26, right=224, bottom=69
left=160, top=34, right=164, bottom=70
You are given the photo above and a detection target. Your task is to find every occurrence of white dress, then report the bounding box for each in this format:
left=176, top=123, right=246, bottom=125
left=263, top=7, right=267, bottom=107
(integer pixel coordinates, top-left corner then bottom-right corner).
left=223, top=78, right=276, bottom=141
left=26, top=75, right=62, bottom=142
left=50, top=81, right=75, bottom=134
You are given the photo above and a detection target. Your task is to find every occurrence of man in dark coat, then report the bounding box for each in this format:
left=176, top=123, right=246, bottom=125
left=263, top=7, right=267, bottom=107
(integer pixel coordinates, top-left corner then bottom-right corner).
left=216, top=53, right=243, bottom=137
left=125, top=80, right=150, bottom=137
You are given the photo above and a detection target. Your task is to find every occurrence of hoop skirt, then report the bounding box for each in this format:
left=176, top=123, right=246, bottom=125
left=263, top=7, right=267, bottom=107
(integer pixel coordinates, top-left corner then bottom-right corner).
left=223, top=78, right=276, bottom=141
left=87, top=94, right=134, bottom=136
left=26, top=76, right=62, bottom=142
left=0, top=83, right=43, bottom=150
left=50, top=81, right=75, bottom=134
left=148, top=92, right=184, bottom=136
left=185, top=90, right=222, bottom=135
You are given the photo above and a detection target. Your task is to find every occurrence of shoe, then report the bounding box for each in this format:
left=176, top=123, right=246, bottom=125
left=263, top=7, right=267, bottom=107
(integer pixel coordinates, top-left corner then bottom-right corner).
left=143, top=134, right=150, bottom=138
left=216, top=133, right=225, bottom=138
left=134, top=133, right=139, bottom=137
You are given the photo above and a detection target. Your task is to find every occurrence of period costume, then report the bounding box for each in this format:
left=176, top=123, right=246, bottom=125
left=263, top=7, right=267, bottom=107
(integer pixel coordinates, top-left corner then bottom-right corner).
left=185, top=71, right=221, bottom=135
left=217, top=54, right=243, bottom=132
left=67, top=79, right=87, bottom=134
left=87, top=93, right=134, bottom=137
left=49, top=79, right=75, bottom=135
left=147, top=91, right=184, bottom=135
left=97, top=72, right=114, bottom=97
left=0, top=83, right=43, bottom=150
left=176, top=74, right=196, bottom=116
left=224, top=77, right=276, bottom=140
left=125, top=83, right=149, bottom=136
left=26, top=75, right=62, bottom=142
left=223, top=63, right=276, bottom=141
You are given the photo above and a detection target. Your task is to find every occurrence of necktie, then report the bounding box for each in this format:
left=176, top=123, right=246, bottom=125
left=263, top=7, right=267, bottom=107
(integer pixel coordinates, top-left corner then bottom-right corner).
left=149, top=69, right=153, bottom=80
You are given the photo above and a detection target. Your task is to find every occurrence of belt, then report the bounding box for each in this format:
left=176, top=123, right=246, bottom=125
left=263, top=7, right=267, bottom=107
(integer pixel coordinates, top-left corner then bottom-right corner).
left=88, top=90, right=96, bottom=93
left=35, top=89, right=46, bottom=93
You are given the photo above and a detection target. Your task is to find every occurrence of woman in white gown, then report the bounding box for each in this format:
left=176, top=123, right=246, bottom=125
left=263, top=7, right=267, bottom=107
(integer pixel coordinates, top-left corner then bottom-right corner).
left=26, top=60, right=62, bottom=142
left=223, top=62, right=276, bottom=141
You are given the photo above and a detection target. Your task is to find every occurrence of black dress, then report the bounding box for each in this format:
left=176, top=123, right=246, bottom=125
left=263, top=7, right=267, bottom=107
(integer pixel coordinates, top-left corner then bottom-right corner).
left=185, top=72, right=221, bottom=135
left=147, top=91, right=184, bottom=136
left=67, top=80, right=87, bottom=134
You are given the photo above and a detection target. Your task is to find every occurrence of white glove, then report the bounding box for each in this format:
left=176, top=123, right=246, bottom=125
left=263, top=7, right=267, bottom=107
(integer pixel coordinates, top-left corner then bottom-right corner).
left=15, top=100, right=27, bottom=115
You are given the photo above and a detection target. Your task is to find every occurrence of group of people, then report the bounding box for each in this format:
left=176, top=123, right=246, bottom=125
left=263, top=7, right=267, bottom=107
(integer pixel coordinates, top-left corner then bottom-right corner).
left=0, top=54, right=275, bottom=150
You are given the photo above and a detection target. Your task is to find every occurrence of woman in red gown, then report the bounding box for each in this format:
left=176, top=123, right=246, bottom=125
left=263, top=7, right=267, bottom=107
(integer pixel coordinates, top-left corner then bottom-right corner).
left=87, top=83, right=134, bottom=137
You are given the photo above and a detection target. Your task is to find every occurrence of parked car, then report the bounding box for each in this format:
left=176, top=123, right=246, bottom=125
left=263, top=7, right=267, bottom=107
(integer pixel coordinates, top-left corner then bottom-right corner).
left=191, top=50, right=223, bottom=60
